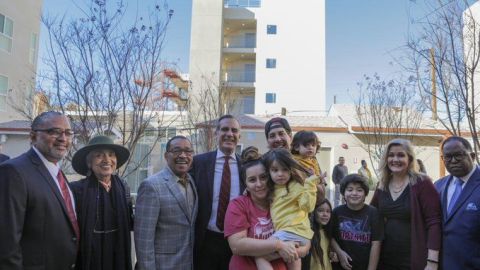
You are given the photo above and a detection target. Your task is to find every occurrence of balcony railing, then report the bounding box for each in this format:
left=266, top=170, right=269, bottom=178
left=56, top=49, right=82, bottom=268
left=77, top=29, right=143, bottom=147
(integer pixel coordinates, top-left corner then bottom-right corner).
left=224, top=0, right=261, bottom=8
left=223, top=69, right=256, bottom=83
left=224, top=35, right=256, bottom=49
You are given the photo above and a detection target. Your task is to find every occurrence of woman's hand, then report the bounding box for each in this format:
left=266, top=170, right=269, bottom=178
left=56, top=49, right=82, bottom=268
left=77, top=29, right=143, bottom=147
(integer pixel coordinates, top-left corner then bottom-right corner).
left=329, top=251, right=338, bottom=262
left=424, top=261, right=438, bottom=270
left=337, top=249, right=352, bottom=270
left=296, top=241, right=311, bottom=258
left=277, top=241, right=298, bottom=263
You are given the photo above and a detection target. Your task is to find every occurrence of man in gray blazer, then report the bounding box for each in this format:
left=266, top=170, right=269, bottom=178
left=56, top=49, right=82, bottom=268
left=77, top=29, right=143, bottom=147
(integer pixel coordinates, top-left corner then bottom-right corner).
left=135, top=135, right=198, bottom=270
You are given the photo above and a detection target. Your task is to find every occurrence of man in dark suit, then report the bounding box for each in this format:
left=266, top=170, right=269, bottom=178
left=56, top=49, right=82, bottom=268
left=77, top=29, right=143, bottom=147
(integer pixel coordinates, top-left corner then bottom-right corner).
left=0, top=153, right=9, bottom=163
left=190, top=115, right=244, bottom=270
left=435, top=136, right=480, bottom=269
left=0, top=111, right=78, bottom=269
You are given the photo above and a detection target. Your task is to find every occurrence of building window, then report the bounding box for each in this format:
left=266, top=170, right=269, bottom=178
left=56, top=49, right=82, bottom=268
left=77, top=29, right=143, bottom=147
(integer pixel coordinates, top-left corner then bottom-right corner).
left=158, top=127, right=177, bottom=142
left=266, top=58, right=276, bottom=69
left=242, top=96, right=254, bottom=114
left=0, top=75, right=8, bottom=111
left=265, top=93, right=276, bottom=104
left=0, top=14, right=13, bottom=53
left=267, top=25, right=277, bottom=35
left=29, top=33, right=38, bottom=65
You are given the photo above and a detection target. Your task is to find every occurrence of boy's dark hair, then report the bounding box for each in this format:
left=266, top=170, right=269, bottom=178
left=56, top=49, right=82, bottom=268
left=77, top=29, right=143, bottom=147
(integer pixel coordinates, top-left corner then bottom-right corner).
left=340, top=173, right=369, bottom=196
left=290, top=130, right=320, bottom=155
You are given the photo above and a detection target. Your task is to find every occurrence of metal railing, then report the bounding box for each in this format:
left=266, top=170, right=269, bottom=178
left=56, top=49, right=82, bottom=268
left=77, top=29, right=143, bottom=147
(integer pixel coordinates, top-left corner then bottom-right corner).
left=224, top=0, right=261, bottom=8
left=223, top=69, right=256, bottom=83
left=224, top=35, right=256, bottom=48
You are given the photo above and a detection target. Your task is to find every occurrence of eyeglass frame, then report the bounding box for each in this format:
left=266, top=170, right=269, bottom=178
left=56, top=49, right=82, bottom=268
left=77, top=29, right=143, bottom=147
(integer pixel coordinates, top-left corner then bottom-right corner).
left=442, top=152, right=471, bottom=162
left=34, top=128, right=75, bottom=138
left=167, top=148, right=195, bottom=156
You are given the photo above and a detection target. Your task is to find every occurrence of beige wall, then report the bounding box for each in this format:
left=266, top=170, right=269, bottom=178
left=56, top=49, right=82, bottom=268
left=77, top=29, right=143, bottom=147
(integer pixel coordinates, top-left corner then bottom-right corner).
left=0, top=0, right=42, bottom=122
left=189, top=0, right=224, bottom=116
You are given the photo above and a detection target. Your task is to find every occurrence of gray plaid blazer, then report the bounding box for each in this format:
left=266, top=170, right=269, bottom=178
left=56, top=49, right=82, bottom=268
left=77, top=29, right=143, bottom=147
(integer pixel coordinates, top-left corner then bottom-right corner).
left=134, top=167, right=198, bottom=270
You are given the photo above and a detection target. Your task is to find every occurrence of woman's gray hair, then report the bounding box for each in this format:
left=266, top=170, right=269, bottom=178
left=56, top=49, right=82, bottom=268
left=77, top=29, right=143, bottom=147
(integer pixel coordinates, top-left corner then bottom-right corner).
left=84, top=148, right=117, bottom=177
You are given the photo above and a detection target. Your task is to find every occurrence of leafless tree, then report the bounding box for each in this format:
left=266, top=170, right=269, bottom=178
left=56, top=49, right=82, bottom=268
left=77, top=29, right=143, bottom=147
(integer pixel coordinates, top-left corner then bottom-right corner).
left=406, top=0, right=480, bottom=159
left=185, top=72, right=237, bottom=153
left=40, top=0, right=177, bottom=178
left=355, top=74, right=425, bottom=174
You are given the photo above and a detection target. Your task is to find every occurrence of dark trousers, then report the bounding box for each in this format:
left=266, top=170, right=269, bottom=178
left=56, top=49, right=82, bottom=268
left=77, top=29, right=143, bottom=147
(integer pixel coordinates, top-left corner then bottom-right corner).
left=197, top=230, right=232, bottom=270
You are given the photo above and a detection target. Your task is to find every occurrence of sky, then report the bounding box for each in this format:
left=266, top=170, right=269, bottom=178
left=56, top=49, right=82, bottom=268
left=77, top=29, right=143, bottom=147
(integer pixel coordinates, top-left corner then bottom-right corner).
left=39, top=0, right=433, bottom=109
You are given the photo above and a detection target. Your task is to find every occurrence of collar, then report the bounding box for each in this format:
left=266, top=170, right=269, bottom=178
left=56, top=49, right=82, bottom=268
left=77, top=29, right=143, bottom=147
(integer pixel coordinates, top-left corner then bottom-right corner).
left=457, top=165, right=477, bottom=183
left=32, top=146, right=61, bottom=176
left=166, top=165, right=190, bottom=183
left=216, top=149, right=237, bottom=161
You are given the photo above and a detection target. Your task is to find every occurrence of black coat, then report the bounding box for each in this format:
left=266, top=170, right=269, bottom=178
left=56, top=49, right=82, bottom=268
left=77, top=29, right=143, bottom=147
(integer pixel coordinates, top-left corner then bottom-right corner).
left=189, top=150, right=244, bottom=258
left=70, top=175, right=133, bottom=270
left=0, top=148, right=78, bottom=269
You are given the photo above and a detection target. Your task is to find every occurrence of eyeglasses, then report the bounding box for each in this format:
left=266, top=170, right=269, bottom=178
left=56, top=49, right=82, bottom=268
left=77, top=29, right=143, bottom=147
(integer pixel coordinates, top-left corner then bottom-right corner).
left=442, top=153, right=469, bottom=162
left=168, top=148, right=194, bottom=156
left=34, top=128, right=75, bottom=138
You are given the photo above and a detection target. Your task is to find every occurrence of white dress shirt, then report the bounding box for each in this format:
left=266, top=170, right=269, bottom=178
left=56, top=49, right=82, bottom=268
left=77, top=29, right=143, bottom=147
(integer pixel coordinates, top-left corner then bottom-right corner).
left=447, top=165, right=477, bottom=209
left=207, top=149, right=240, bottom=232
left=32, top=146, right=76, bottom=214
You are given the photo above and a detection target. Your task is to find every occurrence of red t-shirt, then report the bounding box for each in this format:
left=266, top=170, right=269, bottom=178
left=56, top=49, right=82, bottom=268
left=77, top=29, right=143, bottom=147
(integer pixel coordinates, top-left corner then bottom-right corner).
left=224, top=195, right=287, bottom=270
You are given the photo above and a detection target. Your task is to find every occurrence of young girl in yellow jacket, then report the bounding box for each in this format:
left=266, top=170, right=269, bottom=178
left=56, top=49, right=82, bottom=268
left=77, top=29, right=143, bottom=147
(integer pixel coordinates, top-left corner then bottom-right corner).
left=255, top=149, right=319, bottom=270
left=310, top=200, right=334, bottom=270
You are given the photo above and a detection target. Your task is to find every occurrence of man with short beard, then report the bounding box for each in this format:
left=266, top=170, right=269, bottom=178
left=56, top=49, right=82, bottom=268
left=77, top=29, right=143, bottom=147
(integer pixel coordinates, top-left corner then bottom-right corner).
left=0, top=111, right=78, bottom=269
left=265, top=117, right=293, bottom=150
left=135, top=135, right=198, bottom=270
left=190, top=115, right=244, bottom=270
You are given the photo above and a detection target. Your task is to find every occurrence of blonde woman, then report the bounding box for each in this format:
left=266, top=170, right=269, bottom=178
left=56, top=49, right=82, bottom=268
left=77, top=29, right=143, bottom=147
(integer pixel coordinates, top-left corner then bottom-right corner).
left=370, top=139, right=441, bottom=270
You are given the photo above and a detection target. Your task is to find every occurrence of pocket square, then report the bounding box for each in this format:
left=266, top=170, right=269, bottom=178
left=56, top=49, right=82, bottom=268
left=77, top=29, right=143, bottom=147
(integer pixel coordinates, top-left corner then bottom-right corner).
left=466, top=202, right=478, bottom=211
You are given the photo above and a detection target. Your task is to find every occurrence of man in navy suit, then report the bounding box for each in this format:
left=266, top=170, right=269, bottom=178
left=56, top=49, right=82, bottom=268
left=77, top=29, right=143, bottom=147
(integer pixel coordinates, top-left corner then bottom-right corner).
left=0, top=111, right=78, bottom=269
left=190, top=115, right=244, bottom=270
left=435, top=136, right=480, bottom=269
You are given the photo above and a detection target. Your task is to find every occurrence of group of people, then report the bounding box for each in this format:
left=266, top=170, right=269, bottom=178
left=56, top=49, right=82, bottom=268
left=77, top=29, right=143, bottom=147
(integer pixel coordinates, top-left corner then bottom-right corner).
left=0, top=111, right=478, bottom=270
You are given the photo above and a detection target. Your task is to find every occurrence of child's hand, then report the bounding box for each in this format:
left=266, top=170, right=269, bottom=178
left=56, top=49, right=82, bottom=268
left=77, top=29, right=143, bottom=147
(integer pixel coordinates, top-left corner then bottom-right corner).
left=338, top=250, right=352, bottom=270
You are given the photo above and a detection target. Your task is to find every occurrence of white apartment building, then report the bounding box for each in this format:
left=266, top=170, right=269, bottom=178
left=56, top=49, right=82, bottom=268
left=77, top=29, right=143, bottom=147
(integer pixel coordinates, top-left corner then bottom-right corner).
left=0, top=0, right=42, bottom=123
left=189, top=0, right=326, bottom=116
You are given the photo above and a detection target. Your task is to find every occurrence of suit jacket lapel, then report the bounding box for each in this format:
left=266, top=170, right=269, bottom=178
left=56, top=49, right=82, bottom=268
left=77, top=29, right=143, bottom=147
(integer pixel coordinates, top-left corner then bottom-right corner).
left=235, top=153, right=245, bottom=194
left=447, top=167, right=480, bottom=221
left=162, top=169, right=192, bottom=222
left=189, top=175, right=198, bottom=222
left=206, top=151, right=216, bottom=207
left=442, top=176, right=453, bottom=223
left=29, top=149, right=70, bottom=219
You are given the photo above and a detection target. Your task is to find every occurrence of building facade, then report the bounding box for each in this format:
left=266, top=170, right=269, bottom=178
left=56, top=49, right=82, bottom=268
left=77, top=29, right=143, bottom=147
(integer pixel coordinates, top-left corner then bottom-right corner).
left=189, top=0, right=326, bottom=116
left=0, top=0, right=42, bottom=123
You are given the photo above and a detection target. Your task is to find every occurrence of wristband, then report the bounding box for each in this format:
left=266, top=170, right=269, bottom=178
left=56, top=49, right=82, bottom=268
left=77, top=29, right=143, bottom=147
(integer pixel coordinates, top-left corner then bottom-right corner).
left=427, top=259, right=438, bottom=264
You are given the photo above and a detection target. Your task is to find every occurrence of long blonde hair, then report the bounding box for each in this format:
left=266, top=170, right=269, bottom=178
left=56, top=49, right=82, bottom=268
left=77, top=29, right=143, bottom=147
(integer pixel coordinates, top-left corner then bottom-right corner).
left=378, top=138, right=420, bottom=190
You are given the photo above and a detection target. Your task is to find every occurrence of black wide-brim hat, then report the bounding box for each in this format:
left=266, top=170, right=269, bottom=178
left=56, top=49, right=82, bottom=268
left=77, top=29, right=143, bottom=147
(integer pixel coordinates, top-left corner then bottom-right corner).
left=72, top=135, right=130, bottom=176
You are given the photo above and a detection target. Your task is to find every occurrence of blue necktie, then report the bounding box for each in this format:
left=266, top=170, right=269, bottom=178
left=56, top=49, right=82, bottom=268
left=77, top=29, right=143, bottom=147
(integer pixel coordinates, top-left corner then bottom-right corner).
left=448, top=179, right=464, bottom=214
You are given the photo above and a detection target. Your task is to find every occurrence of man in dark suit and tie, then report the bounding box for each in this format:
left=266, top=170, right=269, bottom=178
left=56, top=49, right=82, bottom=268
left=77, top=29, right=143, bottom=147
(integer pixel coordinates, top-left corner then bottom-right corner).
left=0, top=111, right=78, bottom=269
left=435, top=136, right=480, bottom=269
left=0, top=143, right=10, bottom=163
left=190, top=114, right=244, bottom=270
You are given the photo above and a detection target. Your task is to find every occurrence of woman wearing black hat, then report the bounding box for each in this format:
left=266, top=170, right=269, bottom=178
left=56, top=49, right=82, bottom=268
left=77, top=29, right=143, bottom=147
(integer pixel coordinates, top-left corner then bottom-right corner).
left=70, top=135, right=133, bottom=270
